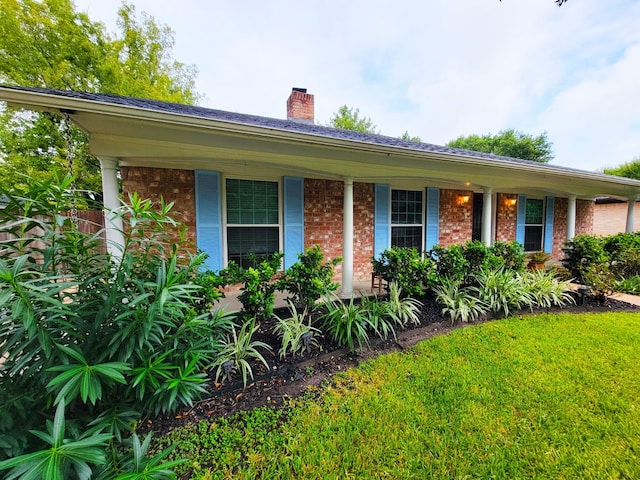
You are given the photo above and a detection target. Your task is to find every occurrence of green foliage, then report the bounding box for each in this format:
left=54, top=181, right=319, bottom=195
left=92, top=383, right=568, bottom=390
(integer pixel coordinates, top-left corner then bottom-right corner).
left=582, top=263, right=616, bottom=305
left=359, top=295, right=397, bottom=341
left=0, top=400, right=111, bottom=480
left=320, top=294, right=371, bottom=352
left=385, top=282, right=423, bottom=327
left=222, top=252, right=283, bottom=321
left=603, top=232, right=640, bottom=278
left=0, top=0, right=199, bottom=191
left=446, top=129, right=554, bottom=163
left=191, top=267, right=227, bottom=311
left=604, top=156, right=640, bottom=180
left=616, top=275, right=640, bottom=294
left=400, top=131, right=422, bottom=142
left=210, top=321, right=272, bottom=388
left=272, top=301, right=321, bottom=359
left=523, top=269, right=575, bottom=309
left=326, top=105, right=379, bottom=134
left=0, top=176, right=230, bottom=476
left=434, top=279, right=487, bottom=324
left=490, top=240, right=526, bottom=272
left=276, top=245, right=341, bottom=311
left=430, top=244, right=468, bottom=284
left=371, top=247, right=432, bottom=296
left=562, top=234, right=608, bottom=284
left=475, top=267, right=533, bottom=317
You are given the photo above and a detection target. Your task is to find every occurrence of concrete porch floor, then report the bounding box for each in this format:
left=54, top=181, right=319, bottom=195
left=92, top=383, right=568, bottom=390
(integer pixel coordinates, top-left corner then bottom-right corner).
left=216, top=279, right=385, bottom=313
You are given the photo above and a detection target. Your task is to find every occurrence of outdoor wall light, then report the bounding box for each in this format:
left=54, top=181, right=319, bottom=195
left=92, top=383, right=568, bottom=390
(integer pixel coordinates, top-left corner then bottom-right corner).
left=505, top=197, right=517, bottom=207
left=457, top=194, right=470, bottom=206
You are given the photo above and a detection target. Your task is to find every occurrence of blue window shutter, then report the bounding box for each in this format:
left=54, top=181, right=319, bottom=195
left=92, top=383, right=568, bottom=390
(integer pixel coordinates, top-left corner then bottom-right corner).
left=374, top=184, right=390, bottom=259
left=425, top=187, right=440, bottom=251
left=283, top=176, right=304, bottom=269
left=195, top=170, right=223, bottom=271
left=544, top=196, right=555, bottom=253
left=516, top=194, right=526, bottom=245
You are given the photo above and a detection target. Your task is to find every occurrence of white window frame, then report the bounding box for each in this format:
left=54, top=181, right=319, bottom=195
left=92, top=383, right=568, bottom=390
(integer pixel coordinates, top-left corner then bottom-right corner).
left=524, top=197, right=545, bottom=252
left=222, top=176, right=283, bottom=267
left=390, top=189, right=425, bottom=250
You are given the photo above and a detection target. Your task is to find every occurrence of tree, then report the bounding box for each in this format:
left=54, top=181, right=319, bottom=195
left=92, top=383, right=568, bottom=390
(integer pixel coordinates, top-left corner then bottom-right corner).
left=400, top=131, right=422, bottom=142
left=0, top=0, right=199, bottom=192
left=446, top=129, right=554, bottom=163
left=604, top=157, right=640, bottom=180
left=327, top=105, right=379, bottom=134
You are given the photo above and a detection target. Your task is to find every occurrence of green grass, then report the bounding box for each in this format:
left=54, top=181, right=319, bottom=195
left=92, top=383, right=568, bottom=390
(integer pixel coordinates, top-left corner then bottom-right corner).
left=157, top=312, right=640, bottom=479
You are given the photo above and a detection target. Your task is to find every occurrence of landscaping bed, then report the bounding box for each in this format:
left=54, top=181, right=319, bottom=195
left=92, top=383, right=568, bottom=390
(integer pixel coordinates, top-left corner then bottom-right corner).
left=142, top=293, right=639, bottom=436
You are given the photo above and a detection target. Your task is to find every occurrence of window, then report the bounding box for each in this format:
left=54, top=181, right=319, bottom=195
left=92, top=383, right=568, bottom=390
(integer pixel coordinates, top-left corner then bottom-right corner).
left=391, top=190, right=423, bottom=249
left=226, top=179, right=280, bottom=268
left=524, top=198, right=544, bottom=251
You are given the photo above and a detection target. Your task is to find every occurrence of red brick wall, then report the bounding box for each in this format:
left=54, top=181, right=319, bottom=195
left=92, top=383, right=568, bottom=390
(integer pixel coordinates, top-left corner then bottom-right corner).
left=576, top=199, right=594, bottom=236
left=593, top=201, right=640, bottom=235
left=552, top=197, right=568, bottom=260
left=303, top=179, right=374, bottom=281
left=496, top=194, right=518, bottom=243
left=121, top=166, right=196, bottom=249
left=438, top=189, right=473, bottom=246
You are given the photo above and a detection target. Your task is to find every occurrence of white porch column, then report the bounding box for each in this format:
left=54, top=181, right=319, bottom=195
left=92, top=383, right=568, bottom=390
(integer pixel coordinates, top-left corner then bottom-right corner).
left=98, top=157, right=124, bottom=260
left=481, top=187, right=493, bottom=246
left=626, top=197, right=636, bottom=233
left=341, top=177, right=354, bottom=298
left=566, top=195, right=576, bottom=240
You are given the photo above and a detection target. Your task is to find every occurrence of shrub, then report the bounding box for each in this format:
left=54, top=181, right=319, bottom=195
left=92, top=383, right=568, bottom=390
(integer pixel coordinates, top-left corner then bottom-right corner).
left=277, top=245, right=341, bottom=311
left=222, top=252, right=284, bottom=321
left=371, top=247, right=432, bottom=297
left=562, top=235, right=608, bottom=284
left=211, top=320, right=272, bottom=387
left=273, top=300, right=322, bottom=359
left=386, top=281, right=423, bottom=327
left=320, top=294, right=370, bottom=351
left=433, top=279, right=487, bottom=324
left=604, top=232, right=640, bottom=278
left=0, top=176, right=225, bottom=476
left=523, top=269, right=575, bottom=309
left=490, top=240, right=526, bottom=272
left=430, top=244, right=468, bottom=285
left=474, top=267, right=533, bottom=317
left=359, top=294, right=397, bottom=341
left=616, top=275, right=640, bottom=295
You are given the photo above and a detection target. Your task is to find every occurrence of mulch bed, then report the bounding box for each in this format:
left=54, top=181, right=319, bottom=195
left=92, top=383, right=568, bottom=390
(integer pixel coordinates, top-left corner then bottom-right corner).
left=142, top=293, right=639, bottom=436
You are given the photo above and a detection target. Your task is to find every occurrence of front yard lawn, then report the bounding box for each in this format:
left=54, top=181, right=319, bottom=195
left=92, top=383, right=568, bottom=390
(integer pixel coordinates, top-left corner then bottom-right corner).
left=158, top=312, right=640, bottom=479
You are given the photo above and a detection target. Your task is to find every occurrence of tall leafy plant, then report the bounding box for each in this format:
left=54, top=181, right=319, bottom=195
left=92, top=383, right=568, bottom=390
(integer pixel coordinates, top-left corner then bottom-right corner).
left=371, top=247, right=432, bottom=297
left=0, top=175, right=229, bottom=475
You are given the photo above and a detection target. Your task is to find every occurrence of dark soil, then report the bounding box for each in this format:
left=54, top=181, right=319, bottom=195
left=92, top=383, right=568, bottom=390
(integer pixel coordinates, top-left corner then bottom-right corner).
left=142, top=293, right=639, bottom=436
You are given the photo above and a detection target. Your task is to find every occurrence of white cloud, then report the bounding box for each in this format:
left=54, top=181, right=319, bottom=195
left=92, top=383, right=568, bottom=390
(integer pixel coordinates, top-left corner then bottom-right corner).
left=74, top=0, right=640, bottom=171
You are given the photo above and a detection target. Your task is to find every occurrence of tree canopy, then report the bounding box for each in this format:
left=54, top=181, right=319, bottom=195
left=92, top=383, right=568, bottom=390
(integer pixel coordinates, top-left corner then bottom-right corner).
left=446, top=129, right=554, bottom=163
left=327, top=105, right=379, bottom=134
left=0, top=0, right=199, bottom=192
left=604, top=157, right=640, bottom=180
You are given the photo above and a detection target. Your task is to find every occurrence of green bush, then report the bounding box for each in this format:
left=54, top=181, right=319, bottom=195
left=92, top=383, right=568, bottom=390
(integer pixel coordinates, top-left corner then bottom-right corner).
left=371, top=247, right=432, bottom=297
left=0, top=176, right=227, bottom=475
left=222, top=252, right=284, bottom=321
left=277, top=245, right=341, bottom=311
left=604, top=232, right=640, bottom=278
left=320, top=294, right=371, bottom=351
left=434, top=279, right=487, bottom=324
left=474, top=267, right=533, bottom=317
left=617, top=275, right=640, bottom=294
left=490, top=240, right=526, bottom=272
left=430, top=244, right=468, bottom=285
left=273, top=300, right=322, bottom=359
left=562, top=235, right=608, bottom=284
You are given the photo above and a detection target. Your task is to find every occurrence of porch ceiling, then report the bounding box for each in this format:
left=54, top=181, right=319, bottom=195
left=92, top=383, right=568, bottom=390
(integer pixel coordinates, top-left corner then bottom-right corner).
left=3, top=86, right=640, bottom=201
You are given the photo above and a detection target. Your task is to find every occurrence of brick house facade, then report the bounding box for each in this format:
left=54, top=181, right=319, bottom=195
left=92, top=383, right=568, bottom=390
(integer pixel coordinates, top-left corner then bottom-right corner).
left=2, top=85, right=637, bottom=293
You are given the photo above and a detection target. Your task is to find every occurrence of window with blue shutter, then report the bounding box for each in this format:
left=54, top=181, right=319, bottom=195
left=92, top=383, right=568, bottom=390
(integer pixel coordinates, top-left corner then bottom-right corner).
left=283, top=176, right=304, bottom=269
left=374, top=184, right=390, bottom=258
left=425, top=187, right=440, bottom=251
left=195, top=170, right=223, bottom=271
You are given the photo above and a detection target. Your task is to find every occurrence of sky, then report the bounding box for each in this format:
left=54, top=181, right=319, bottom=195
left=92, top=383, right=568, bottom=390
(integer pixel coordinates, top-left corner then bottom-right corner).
left=73, top=0, right=640, bottom=172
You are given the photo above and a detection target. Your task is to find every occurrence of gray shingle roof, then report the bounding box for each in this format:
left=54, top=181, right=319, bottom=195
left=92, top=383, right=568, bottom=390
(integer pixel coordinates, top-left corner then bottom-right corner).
left=0, top=85, right=614, bottom=177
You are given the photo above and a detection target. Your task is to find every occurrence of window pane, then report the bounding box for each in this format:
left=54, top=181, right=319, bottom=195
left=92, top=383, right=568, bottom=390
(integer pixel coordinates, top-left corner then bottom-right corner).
left=524, top=225, right=543, bottom=252
left=525, top=199, right=544, bottom=224
left=391, top=226, right=422, bottom=249
left=392, top=190, right=423, bottom=225
left=226, top=179, right=278, bottom=225
left=227, top=226, right=279, bottom=268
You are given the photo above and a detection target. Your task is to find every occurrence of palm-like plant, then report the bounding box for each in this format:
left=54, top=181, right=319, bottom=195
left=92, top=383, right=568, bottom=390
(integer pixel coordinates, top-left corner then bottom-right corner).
left=211, top=321, right=272, bottom=387
left=273, top=300, right=322, bottom=359
left=474, top=267, right=533, bottom=317
left=320, top=294, right=370, bottom=351
left=386, top=282, right=423, bottom=327
left=434, top=279, right=487, bottom=324
left=524, top=269, right=575, bottom=309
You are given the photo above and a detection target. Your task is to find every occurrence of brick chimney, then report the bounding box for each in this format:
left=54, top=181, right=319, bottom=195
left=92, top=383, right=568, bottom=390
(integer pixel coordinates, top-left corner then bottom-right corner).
left=286, top=88, right=314, bottom=124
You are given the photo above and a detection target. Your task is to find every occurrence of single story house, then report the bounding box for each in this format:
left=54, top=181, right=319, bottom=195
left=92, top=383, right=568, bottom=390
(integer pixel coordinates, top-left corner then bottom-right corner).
left=1, top=85, right=640, bottom=296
